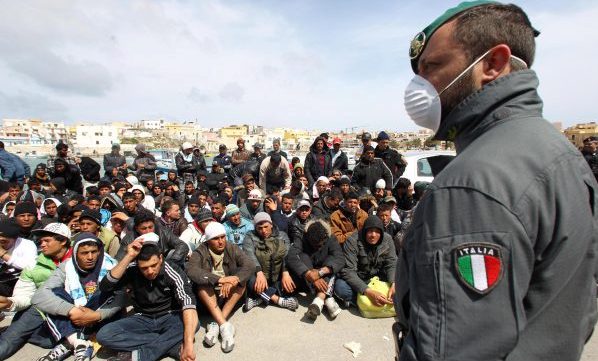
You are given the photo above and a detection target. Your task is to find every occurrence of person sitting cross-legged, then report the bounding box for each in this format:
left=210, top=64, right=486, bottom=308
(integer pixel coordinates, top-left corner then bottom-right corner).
left=186, top=222, right=254, bottom=353
left=242, top=212, right=298, bottom=312
left=287, top=219, right=345, bottom=321
left=96, top=235, right=198, bottom=361
left=31, top=232, right=122, bottom=361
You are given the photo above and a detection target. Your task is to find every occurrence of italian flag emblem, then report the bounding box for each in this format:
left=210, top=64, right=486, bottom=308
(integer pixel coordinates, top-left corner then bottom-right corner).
left=454, top=243, right=503, bottom=294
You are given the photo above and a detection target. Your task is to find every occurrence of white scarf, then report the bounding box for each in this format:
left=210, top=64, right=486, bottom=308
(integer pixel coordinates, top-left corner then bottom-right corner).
left=179, top=151, right=193, bottom=162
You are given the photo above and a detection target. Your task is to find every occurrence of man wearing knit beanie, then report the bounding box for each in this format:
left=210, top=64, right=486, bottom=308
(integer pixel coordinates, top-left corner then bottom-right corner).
left=186, top=222, right=254, bottom=353
left=13, top=201, right=43, bottom=242
left=223, top=204, right=253, bottom=248
left=242, top=212, right=298, bottom=312
left=180, top=208, right=213, bottom=253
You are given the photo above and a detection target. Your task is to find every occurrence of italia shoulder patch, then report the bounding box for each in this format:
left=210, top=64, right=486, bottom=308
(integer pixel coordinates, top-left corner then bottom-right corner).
left=453, top=243, right=503, bottom=295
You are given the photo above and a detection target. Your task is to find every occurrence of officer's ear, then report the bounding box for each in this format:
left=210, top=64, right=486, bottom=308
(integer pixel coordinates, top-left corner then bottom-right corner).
left=479, top=44, right=512, bottom=86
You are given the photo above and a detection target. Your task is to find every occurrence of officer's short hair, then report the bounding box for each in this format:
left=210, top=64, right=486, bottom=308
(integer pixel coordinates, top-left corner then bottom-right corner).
left=453, top=4, right=536, bottom=71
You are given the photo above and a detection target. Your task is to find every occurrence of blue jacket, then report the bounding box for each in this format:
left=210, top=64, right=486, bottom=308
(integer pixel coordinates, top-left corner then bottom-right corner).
left=223, top=217, right=254, bottom=248
left=0, top=149, right=30, bottom=184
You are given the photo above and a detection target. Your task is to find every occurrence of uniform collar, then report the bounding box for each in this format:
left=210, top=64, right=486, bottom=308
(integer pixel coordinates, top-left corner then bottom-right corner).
left=434, top=70, right=543, bottom=152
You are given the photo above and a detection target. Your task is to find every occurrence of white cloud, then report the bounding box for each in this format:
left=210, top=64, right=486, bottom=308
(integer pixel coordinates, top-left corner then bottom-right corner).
left=0, top=1, right=594, bottom=131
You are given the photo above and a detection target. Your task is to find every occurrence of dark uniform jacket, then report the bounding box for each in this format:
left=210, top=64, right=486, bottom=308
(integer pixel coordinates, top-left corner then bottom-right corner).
left=396, top=70, right=598, bottom=361
left=286, top=219, right=345, bottom=278
left=339, top=216, right=396, bottom=294
left=186, top=242, right=254, bottom=287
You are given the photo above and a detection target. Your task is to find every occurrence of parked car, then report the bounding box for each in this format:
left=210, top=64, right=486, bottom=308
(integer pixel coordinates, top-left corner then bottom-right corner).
left=401, top=151, right=456, bottom=184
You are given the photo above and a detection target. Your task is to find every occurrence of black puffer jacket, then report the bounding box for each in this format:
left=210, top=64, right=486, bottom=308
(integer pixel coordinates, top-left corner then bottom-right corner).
left=286, top=219, right=345, bottom=278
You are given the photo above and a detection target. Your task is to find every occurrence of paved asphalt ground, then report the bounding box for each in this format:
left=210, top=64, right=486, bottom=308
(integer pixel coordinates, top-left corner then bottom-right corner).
left=2, top=299, right=597, bottom=361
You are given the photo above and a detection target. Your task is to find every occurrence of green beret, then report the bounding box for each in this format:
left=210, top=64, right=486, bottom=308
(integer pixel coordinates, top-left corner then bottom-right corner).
left=409, top=1, right=499, bottom=73
left=409, top=1, right=541, bottom=73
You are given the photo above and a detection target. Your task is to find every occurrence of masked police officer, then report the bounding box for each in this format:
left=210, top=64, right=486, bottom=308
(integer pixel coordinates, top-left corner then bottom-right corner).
left=396, top=2, right=597, bottom=361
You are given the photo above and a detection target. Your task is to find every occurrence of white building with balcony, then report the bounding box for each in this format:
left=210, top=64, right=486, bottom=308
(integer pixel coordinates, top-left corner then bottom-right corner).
left=74, top=125, right=118, bottom=148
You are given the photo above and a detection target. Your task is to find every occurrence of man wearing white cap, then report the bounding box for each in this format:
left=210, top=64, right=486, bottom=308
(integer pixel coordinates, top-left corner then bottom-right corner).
left=175, top=142, right=204, bottom=182
left=0, top=223, right=73, bottom=359
left=186, top=222, right=253, bottom=353
left=242, top=212, right=298, bottom=312
left=239, top=189, right=264, bottom=221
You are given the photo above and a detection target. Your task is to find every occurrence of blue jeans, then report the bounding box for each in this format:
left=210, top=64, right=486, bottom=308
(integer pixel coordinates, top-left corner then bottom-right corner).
left=96, top=312, right=185, bottom=361
left=0, top=306, right=55, bottom=359
left=46, top=288, right=110, bottom=342
left=334, top=278, right=356, bottom=305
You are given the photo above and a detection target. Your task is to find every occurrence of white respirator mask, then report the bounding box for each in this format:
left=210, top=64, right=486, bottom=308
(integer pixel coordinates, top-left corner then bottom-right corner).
left=404, top=49, right=527, bottom=133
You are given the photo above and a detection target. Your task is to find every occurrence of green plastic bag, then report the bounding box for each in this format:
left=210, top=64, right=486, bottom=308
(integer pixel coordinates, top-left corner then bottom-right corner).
left=357, top=276, right=396, bottom=318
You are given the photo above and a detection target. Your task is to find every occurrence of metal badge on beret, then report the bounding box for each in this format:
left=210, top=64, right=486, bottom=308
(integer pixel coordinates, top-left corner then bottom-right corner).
left=409, top=31, right=426, bottom=60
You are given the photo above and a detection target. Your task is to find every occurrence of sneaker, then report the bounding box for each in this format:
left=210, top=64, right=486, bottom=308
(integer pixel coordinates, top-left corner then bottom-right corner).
left=325, top=297, right=342, bottom=319
left=36, top=342, right=72, bottom=361
left=244, top=296, right=263, bottom=311
left=203, top=321, right=220, bottom=347
left=278, top=297, right=299, bottom=311
left=107, top=351, right=133, bottom=361
left=219, top=322, right=236, bottom=353
left=305, top=297, right=324, bottom=320
left=73, top=341, right=93, bottom=361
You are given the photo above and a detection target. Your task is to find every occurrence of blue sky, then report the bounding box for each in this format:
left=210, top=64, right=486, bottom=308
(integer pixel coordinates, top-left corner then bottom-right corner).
left=0, top=0, right=595, bottom=131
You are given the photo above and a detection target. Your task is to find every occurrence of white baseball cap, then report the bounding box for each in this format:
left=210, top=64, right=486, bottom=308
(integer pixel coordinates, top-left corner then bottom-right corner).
left=248, top=189, right=263, bottom=201
left=182, top=142, right=193, bottom=150
left=31, top=223, right=71, bottom=240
